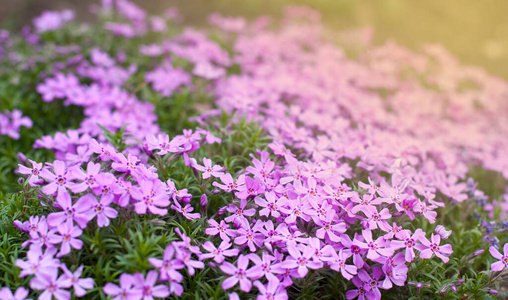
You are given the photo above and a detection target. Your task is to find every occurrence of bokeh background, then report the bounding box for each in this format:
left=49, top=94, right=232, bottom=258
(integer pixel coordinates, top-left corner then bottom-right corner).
left=1, top=0, right=507, bottom=80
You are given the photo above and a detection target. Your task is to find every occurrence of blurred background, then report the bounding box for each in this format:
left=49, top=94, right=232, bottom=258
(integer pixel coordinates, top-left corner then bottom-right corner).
left=1, top=0, right=507, bottom=80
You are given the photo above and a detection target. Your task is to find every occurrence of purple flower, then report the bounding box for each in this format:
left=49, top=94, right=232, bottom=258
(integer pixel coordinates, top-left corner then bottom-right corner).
left=39, top=160, right=74, bottom=197
left=253, top=277, right=288, bottom=300
left=200, top=241, right=239, bottom=263
left=193, top=157, right=224, bottom=179
left=415, top=233, right=453, bottom=263
left=205, top=219, right=236, bottom=241
left=170, top=202, right=201, bottom=220
left=16, top=246, right=60, bottom=278
left=132, top=180, right=170, bottom=216
left=29, top=270, right=72, bottom=300
left=255, top=191, right=285, bottom=218
left=103, top=273, right=142, bottom=300
left=148, top=245, right=184, bottom=282
left=133, top=270, right=170, bottom=300
left=60, top=264, right=94, bottom=297
left=52, top=219, right=83, bottom=257
left=280, top=244, right=323, bottom=278
left=47, top=192, right=92, bottom=228
left=322, top=248, right=357, bottom=280
left=69, top=161, right=101, bottom=193
left=225, top=198, right=256, bottom=227
left=489, top=244, right=508, bottom=271
left=85, top=194, right=118, bottom=227
left=354, top=229, right=394, bottom=261
left=212, top=173, right=244, bottom=193
left=18, top=159, right=43, bottom=186
left=0, top=287, right=30, bottom=300
left=390, top=228, right=425, bottom=262
left=220, top=254, right=255, bottom=292
left=247, top=252, right=278, bottom=281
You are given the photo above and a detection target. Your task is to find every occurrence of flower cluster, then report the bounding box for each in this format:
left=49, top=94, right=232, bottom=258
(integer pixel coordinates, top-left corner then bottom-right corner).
left=0, top=109, right=32, bottom=139
left=2, top=0, right=508, bottom=299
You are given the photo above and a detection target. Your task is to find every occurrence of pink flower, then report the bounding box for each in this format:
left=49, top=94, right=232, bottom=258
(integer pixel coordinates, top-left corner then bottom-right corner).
left=131, top=180, right=170, bottom=216
left=103, top=273, right=142, bottom=300
left=53, top=219, right=83, bottom=257
left=415, top=233, right=453, bottom=263
left=133, top=271, right=170, bottom=300
left=0, top=287, right=30, bottom=300
left=18, top=159, right=43, bottom=186
left=489, top=244, right=508, bottom=271
left=220, top=254, right=255, bottom=292
left=148, top=245, right=184, bottom=282
left=60, top=264, right=94, bottom=297
left=280, top=244, right=323, bottom=278
left=253, top=277, right=288, bottom=300
left=200, top=240, right=239, bottom=263
left=47, top=192, right=92, bottom=228
left=85, top=194, right=118, bottom=227
left=29, top=270, right=72, bottom=300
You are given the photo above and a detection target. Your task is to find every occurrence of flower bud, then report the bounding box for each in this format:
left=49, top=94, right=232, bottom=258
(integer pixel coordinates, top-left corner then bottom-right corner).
left=17, top=152, right=27, bottom=164
left=435, top=225, right=452, bottom=240
left=200, top=194, right=208, bottom=207
left=217, top=206, right=227, bottom=216
left=473, top=249, right=484, bottom=256
left=489, top=289, right=499, bottom=294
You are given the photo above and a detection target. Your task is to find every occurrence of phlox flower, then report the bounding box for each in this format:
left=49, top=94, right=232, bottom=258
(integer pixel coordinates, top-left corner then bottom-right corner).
left=60, top=264, right=94, bottom=297
left=170, top=202, right=201, bottom=220
left=148, top=245, right=185, bottom=282
left=489, top=244, right=508, bottom=271
left=322, top=248, right=357, bottom=280
left=415, top=233, right=453, bottom=263
left=354, top=230, right=394, bottom=261
left=213, top=173, right=244, bottom=193
left=280, top=244, right=323, bottom=278
left=255, top=191, right=286, bottom=218
left=174, top=248, right=205, bottom=276
left=53, top=219, right=83, bottom=257
left=47, top=192, right=92, bottom=228
left=234, top=220, right=265, bottom=252
left=145, top=134, right=171, bottom=155
left=315, top=210, right=347, bottom=242
left=84, top=193, right=118, bottom=227
left=69, top=161, right=101, bottom=193
left=236, top=176, right=265, bottom=200
left=0, top=287, right=30, bottom=300
left=112, top=153, right=139, bottom=172
left=225, top=198, right=256, bottom=227
left=29, top=269, right=72, bottom=300
left=247, top=252, right=279, bottom=281
left=205, top=219, right=236, bottom=241
left=434, top=225, right=452, bottom=240
left=200, top=240, right=239, bottom=263
left=220, top=254, right=256, bottom=292
left=379, top=253, right=408, bottom=289
left=18, top=159, right=43, bottom=186
left=39, top=160, right=75, bottom=198
left=390, top=228, right=425, bottom=262
left=253, top=277, right=288, bottom=300
left=131, top=180, right=170, bottom=216
left=133, top=271, right=170, bottom=300
left=103, top=273, right=142, bottom=300
left=363, top=207, right=392, bottom=232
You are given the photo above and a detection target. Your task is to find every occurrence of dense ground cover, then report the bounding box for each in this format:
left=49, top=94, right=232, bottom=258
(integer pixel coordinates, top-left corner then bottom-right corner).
left=1, top=1, right=508, bottom=299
